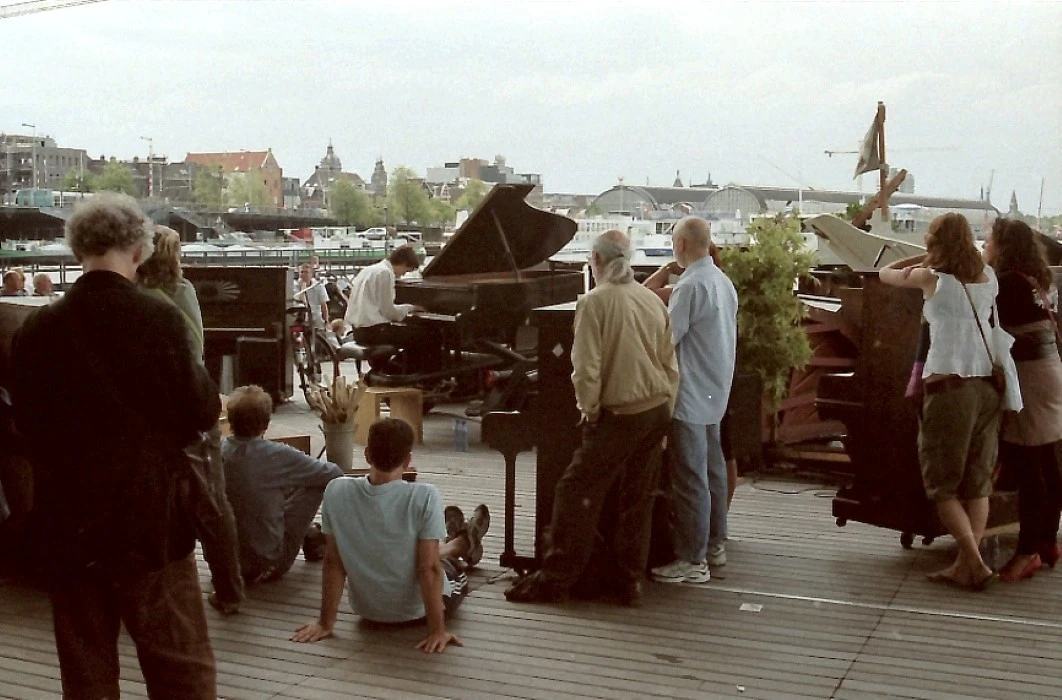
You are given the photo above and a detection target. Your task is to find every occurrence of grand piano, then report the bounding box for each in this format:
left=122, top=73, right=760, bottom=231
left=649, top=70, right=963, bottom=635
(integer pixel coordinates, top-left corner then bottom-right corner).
left=366, top=183, right=584, bottom=390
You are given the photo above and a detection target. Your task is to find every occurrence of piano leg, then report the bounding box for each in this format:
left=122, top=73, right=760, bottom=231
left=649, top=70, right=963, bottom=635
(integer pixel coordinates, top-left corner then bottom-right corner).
left=502, top=449, right=518, bottom=568
left=498, top=448, right=536, bottom=575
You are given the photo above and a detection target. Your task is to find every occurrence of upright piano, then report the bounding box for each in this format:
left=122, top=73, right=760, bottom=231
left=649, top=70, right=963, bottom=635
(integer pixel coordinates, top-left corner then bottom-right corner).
left=378, top=183, right=584, bottom=384
left=817, top=272, right=1017, bottom=547
left=183, top=266, right=294, bottom=403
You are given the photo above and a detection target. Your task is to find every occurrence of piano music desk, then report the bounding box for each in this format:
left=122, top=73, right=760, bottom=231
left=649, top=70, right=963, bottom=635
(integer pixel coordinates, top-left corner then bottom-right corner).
left=354, top=387, right=424, bottom=446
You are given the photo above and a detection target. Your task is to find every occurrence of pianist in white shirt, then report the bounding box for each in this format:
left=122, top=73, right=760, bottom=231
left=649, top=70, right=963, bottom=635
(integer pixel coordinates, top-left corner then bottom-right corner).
left=343, top=245, right=434, bottom=371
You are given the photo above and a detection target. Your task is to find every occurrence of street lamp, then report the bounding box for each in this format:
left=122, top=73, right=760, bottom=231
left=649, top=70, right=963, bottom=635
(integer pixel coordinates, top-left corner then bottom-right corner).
left=21, top=123, right=36, bottom=189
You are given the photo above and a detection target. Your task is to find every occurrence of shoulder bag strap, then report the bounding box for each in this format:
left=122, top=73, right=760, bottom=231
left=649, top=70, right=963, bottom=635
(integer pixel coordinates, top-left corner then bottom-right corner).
left=961, top=281, right=994, bottom=364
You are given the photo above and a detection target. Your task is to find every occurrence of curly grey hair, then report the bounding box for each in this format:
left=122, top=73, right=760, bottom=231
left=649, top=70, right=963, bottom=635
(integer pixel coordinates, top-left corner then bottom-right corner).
left=65, top=193, right=154, bottom=262
left=592, top=229, right=635, bottom=285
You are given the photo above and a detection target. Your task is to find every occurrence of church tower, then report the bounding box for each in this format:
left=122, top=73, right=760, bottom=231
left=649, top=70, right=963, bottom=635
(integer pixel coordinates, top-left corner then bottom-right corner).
left=370, top=157, right=388, bottom=199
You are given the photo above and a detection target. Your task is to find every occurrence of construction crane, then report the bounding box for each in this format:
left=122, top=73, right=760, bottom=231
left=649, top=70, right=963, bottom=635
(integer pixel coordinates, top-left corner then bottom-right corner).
left=824, top=146, right=956, bottom=158
left=0, top=0, right=107, bottom=20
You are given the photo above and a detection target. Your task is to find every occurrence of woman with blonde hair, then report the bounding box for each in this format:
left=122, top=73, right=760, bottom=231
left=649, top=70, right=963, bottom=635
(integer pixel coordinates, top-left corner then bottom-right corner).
left=138, top=225, right=244, bottom=613
left=983, top=218, right=1062, bottom=580
left=880, top=213, right=1003, bottom=590
left=137, top=226, right=204, bottom=362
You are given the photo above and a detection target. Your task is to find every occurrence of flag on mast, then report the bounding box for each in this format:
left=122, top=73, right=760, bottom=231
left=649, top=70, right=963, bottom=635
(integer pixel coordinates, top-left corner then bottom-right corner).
left=854, top=108, right=885, bottom=179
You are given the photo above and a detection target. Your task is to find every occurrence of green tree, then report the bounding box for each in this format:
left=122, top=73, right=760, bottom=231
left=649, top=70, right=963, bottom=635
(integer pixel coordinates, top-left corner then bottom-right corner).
left=585, top=202, right=603, bottom=217
left=225, top=168, right=272, bottom=208
left=60, top=168, right=95, bottom=193
left=719, top=213, right=815, bottom=415
left=95, top=158, right=135, bottom=195
left=386, top=166, right=431, bottom=225
left=193, top=166, right=224, bottom=208
left=427, top=197, right=456, bottom=226
left=455, top=178, right=489, bottom=211
left=840, top=201, right=864, bottom=222
left=330, top=178, right=381, bottom=228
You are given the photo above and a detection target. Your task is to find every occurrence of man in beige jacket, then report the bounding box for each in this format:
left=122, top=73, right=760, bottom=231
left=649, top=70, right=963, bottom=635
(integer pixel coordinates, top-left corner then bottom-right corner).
left=505, top=229, right=678, bottom=606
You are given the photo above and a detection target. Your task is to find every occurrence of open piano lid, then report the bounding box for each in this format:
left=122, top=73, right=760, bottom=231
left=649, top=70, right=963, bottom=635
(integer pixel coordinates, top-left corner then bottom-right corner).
left=421, top=183, right=577, bottom=278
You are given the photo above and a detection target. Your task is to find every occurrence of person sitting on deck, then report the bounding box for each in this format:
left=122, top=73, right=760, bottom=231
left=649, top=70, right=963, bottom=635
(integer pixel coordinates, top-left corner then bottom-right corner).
left=223, top=385, right=344, bottom=585
left=291, top=417, right=490, bottom=653
left=342, top=244, right=434, bottom=372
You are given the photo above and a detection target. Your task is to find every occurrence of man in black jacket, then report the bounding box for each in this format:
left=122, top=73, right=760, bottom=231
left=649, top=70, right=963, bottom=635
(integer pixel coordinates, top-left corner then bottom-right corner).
left=11, top=193, right=221, bottom=699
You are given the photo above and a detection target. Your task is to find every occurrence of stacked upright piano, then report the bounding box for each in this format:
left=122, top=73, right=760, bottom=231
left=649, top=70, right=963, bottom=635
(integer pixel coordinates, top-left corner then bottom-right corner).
left=816, top=272, right=1018, bottom=547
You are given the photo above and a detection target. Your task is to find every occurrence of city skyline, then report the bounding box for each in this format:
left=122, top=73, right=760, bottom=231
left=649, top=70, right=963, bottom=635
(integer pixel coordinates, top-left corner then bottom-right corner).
left=2, top=0, right=1059, bottom=214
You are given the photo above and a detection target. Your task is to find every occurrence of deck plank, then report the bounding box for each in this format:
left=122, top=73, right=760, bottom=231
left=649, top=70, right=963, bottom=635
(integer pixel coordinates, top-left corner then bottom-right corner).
left=2, top=396, right=1060, bottom=699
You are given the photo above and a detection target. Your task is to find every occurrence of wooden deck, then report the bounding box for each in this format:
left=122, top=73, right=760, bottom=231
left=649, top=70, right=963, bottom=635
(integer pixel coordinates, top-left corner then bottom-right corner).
left=3, top=399, right=1062, bottom=699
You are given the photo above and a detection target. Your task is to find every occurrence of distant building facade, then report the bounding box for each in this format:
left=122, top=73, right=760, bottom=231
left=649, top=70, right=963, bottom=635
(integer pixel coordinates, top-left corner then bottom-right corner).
left=184, top=149, right=284, bottom=207
left=301, top=143, right=365, bottom=209
left=369, top=158, right=388, bottom=199
left=1, top=133, right=89, bottom=196
left=591, top=182, right=999, bottom=238
left=426, top=154, right=543, bottom=206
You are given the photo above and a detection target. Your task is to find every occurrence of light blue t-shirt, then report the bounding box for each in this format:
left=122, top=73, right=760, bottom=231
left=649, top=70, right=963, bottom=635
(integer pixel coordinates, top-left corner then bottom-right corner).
left=321, top=476, right=450, bottom=623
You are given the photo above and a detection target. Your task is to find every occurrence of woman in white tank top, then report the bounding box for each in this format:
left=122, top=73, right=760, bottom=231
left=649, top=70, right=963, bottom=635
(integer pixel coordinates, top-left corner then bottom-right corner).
left=880, top=213, right=1002, bottom=590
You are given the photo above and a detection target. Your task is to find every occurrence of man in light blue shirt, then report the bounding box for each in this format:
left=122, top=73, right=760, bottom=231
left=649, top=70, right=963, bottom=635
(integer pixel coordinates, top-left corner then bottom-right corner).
left=291, top=418, right=489, bottom=654
left=651, top=216, right=738, bottom=585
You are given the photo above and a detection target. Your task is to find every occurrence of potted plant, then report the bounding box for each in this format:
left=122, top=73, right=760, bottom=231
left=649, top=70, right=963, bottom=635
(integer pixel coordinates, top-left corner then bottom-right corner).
left=720, top=213, right=815, bottom=451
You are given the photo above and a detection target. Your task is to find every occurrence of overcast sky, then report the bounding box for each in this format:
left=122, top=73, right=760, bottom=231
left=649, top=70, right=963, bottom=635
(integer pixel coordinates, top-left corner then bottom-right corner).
left=3, top=0, right=1060, bottom=213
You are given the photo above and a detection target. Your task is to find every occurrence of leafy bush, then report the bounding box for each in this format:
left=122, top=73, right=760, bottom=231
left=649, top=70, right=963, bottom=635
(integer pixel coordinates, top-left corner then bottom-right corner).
left=719, top=213, right=814, bottom=413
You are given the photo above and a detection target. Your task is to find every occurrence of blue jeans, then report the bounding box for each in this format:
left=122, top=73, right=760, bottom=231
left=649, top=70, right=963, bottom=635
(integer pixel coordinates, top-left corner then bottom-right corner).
left=240, top=484, right=326, bottom=583
left=670, top=420, right=728, bottom=563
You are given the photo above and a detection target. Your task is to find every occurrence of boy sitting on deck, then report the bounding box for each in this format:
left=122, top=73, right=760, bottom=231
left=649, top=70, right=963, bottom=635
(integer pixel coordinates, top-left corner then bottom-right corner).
left=291, top=417, right=489, bottom=653
left=222, top=385, right=344, bottom=600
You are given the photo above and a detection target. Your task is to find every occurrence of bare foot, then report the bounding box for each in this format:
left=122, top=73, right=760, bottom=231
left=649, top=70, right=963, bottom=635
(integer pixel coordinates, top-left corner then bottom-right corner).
left=926, top=561, right=960, bottom=582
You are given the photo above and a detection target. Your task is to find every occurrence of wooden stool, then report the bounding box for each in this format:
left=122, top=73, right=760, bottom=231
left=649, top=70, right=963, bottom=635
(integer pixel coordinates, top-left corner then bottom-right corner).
left=355, top=387, right=423, bottom=445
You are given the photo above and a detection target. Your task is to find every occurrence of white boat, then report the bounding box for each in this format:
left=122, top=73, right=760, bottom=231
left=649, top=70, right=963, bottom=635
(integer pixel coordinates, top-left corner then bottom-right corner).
left=555, top=217, right=674, bottom=262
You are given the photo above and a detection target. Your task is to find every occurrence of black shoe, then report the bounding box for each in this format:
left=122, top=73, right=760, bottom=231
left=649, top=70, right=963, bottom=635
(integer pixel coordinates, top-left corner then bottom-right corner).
left=504, top=572, right=569, bottom=604
left=617, top=580, right=643, bottom=608
left=302, top=523, right=326, bottom=562
left=444, top=505, right=466, bottom=543
left=464, top=504, right=490, bottom=567
left=207, top=592, right=240, bottom=615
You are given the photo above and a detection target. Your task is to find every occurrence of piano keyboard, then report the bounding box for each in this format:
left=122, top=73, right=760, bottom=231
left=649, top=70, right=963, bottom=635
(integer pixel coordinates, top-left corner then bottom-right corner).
left=412, top=312, right=458, bottom=323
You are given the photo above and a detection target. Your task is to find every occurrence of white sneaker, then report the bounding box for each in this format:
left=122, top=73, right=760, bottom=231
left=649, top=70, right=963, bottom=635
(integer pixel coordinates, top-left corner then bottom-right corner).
left=651, top=559, right=710, bottom=584
left=707, top=544, right=726, bottom=567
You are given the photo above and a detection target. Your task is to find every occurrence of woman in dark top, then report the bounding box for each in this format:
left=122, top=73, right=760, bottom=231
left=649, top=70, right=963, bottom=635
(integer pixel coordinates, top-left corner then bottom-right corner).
left=983, top=218, right=1062, bottom=581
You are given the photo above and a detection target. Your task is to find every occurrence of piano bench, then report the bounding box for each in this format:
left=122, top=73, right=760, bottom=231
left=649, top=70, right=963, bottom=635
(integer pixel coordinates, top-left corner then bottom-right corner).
left=336, top=343, right=397, bottom=377
left=355, top=387, right=424, bottom=446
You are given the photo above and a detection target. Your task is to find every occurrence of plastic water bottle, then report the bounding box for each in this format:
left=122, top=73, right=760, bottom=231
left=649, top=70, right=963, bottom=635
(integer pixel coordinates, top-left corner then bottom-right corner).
left=454, top=418, right=469, bottom=452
